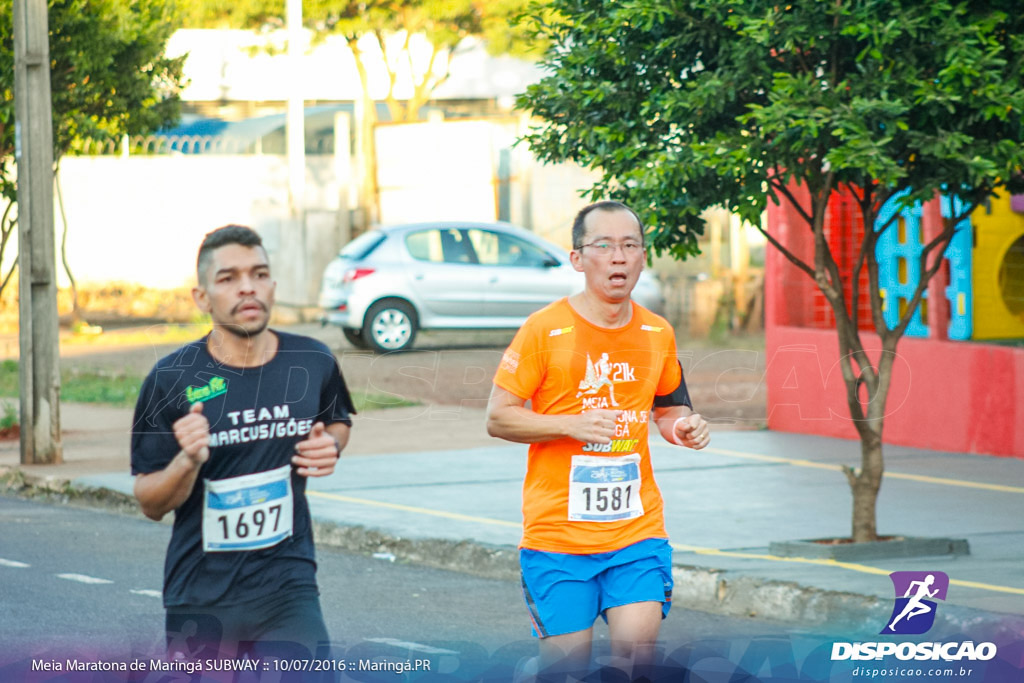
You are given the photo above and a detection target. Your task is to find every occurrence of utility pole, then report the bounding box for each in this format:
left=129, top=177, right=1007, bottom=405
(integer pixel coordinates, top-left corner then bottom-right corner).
left=13, top=0, right=62, bottom=464
left=281, top=0, right=309, bottom=305
left=286, top=0, right=305, bottom=216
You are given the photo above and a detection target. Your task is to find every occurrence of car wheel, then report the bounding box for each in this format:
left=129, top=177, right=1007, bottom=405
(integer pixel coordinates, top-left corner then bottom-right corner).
left=363, top=300, right=418, bottom=353
left=342, top=327, right=369, bottom=350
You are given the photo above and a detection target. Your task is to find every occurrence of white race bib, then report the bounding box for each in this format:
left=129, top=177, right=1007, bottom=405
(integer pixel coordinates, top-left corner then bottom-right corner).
left=202, top=464, right=294, bottom=552
left=568, top=454, right=644, bottom=522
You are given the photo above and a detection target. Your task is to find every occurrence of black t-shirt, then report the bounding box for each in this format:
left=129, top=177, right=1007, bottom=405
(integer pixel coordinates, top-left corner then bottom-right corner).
left=131, top=331, right=355, bottom=607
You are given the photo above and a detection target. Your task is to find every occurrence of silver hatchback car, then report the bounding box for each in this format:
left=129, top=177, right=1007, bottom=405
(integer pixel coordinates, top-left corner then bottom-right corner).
left=318, top=221, right=666, bottom=352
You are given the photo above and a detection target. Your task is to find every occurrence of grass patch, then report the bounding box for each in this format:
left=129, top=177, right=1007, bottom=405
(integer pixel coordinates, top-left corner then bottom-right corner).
left=0, top=361, right=142, bottom=408
left=351, top=391, right=419, bottom=412
left=61, top=368, right=145, bottom=406
left=0, top=400, right=17, bottom=430
left=60, top=323, right=209, bottom=349
left=0, top=359, right=416, bottom=411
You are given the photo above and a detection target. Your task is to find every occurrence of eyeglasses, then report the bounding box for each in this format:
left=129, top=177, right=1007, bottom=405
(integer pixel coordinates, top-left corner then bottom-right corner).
left=577, top=240, right=644, bottom=255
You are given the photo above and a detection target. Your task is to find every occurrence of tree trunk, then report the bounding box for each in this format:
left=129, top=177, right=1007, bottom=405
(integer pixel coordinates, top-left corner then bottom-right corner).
left=349, top=38, right=381, bottom=228
left=812, top=176, right=889, bottom=544
left=850, top=428, right=883, bottom=542
left=767, top=181, right=965, bottom=546
left=406, top=44, right=450, bottom=122
left=378, top=29, right=408, bottom=122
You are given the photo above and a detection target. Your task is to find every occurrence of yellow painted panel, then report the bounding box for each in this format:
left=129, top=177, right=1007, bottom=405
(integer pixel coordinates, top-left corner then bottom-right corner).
left=972, top=194, right=1024, bottom=339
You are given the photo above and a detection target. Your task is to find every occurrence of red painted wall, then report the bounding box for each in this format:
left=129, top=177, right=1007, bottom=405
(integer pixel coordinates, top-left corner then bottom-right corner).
left=764, top=325, right=1024, bottom=456
left=765, top=187, right=1024, bottom=457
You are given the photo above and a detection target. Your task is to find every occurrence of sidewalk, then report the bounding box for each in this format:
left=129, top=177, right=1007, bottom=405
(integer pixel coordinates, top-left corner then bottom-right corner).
left=2, top=402, right=1023, bottom=640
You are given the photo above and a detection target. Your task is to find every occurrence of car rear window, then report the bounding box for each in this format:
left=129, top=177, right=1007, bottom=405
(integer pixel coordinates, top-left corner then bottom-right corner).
left=339, top=230, right=386, bottom=259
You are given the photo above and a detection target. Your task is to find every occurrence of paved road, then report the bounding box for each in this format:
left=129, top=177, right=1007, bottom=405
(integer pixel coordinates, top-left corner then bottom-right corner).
left=1, top=495, right=827, bottom=679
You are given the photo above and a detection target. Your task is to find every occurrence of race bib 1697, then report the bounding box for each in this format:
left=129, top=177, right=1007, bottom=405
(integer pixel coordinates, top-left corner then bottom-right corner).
left=202, top=464, right=294, bottom=552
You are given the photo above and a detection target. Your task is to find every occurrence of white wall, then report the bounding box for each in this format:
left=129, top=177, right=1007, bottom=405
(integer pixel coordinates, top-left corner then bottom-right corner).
left=54, top=155, right=344, bottom=299
left=1, top=120, right=600, bottom=306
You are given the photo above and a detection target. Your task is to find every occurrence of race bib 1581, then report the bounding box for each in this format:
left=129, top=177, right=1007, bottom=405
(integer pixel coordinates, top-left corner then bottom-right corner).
left=568, top=454, right=644, bottom=522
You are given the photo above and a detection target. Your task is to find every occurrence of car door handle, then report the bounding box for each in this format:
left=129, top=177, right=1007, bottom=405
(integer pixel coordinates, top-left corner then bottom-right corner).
left=414, top=273, right=424, bottom=280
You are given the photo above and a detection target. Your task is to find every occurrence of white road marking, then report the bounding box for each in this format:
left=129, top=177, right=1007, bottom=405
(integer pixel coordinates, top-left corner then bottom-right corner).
left=364, top=638, right=459, bottom=655
left=56, top=573, right=114, bottom=585
left=130, top=589, right=163, bottom=598
left=0, top=558, right=30, bottom=568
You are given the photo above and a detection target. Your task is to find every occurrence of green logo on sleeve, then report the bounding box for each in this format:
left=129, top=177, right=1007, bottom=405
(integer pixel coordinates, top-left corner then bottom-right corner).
left=186, top=376, right=227, bottom=404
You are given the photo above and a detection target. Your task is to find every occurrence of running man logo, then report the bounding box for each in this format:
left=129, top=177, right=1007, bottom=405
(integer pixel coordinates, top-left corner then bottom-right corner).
left=881, top=571, right=949, bottom=635
left=577, top=353, right=635, bottom=408
left=186, top=376, right=228, bottom=404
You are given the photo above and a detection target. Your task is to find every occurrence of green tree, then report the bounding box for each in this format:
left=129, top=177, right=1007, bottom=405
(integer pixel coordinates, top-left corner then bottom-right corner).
left=304, top=0, right=496, bottom=223
left=520, top=0, right=1024, bottom=542
left=0, top=0, right=185, bottom=305
left=182, top=0, right=544, bottom=120
left=181, top=0, right=544, bottom=223
left=306, top=0, right=479, bottom=124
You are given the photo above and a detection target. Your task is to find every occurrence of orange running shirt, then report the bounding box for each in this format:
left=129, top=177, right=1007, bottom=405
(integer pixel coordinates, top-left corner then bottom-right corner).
left=493, top=298, right=682, bottom=554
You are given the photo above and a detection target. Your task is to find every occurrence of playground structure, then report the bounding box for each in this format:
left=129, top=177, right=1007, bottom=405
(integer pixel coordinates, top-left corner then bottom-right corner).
left=764, top=184, right=1024, bottom=457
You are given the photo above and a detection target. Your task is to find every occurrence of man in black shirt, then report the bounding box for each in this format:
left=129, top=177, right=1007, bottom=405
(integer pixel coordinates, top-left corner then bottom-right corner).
left=131, top=225, right=354, bottom=659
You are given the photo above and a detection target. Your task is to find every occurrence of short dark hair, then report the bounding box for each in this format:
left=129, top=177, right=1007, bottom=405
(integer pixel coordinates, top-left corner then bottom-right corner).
left=196, top=224, right=266, bottom=286
left=571, top=200, right=644, bottom=249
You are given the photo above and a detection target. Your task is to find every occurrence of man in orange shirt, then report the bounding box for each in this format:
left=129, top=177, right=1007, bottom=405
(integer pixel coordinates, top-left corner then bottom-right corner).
left=487, top=200, right=710, bottom=680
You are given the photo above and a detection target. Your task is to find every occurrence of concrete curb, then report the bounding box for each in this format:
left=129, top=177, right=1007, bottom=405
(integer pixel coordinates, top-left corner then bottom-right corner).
left=313, top=521, right=521, bottom=583
left=670, top=564, right=886, bottom=628
left=670, top=565, right=1024, bottom=638
left=0, top=466, right=143, bottom=517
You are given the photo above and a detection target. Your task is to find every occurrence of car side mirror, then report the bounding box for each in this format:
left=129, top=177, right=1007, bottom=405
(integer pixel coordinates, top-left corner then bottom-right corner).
left=542, top=256, right=561, bottom=268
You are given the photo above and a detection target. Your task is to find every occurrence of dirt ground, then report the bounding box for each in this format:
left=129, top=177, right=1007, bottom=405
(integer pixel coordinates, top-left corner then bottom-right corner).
left=47, top=323, right=768, bottom=428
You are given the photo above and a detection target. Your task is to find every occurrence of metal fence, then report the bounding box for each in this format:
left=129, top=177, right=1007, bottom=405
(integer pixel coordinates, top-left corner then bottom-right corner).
left=73, top=133, right=339, bottom=156
left=73, top=135, right=263, bottom=156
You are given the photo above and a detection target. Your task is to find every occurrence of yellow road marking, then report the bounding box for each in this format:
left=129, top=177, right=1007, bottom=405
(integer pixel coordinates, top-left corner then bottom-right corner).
left=704, top=447, right=1024, bottom=494
left=671, top=542, right=893, bottom=575
left=947, top=579, right=1024, bottom=596
left=308, top=490, right=521, bottom=528
left=309, top=444, right=1024, bottom=599
left=884, top=471, right=1024, bottom=493
left=670, top=542, right=1024, bottom=596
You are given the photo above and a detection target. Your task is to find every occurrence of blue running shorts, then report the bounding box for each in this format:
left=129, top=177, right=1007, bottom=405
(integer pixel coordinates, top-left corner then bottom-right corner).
left=519, top=538, right=673, bottom=638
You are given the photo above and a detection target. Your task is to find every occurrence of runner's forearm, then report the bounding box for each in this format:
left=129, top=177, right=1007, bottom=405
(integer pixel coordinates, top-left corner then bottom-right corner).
left=487, top=404, right=578, bottom=443
left=134, top=451, right=203, bottom=521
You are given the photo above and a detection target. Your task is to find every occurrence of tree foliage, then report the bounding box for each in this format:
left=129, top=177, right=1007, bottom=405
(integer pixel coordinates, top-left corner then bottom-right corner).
left=305, top=0, right=484, bottom=122
left=523, top=0, right=1024, bottom=256
left=177, top=0, right=282, bottom=29
left=0, top=0, right=185, bottom=299
left=520, top=0, right=1024, bottom=541
left=180, top=0, right=545, bottom=225
left=180, top=0, right=546, bottom=121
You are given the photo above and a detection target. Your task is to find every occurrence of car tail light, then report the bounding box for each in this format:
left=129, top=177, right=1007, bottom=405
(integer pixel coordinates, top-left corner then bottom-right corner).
left=343, top=268, right=375, bottom=283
